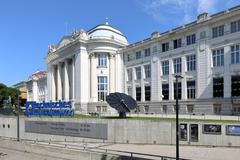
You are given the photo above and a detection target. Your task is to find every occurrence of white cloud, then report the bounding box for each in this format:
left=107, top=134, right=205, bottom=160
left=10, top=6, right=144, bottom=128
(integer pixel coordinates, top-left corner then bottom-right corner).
left=197, top=0, right=216, bottom=14
left=138, top=0, right=218, bottom=25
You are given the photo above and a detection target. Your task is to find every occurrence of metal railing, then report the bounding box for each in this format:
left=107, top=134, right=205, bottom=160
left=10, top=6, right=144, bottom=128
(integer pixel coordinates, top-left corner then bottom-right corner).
left=0, top=137, right=190, bottom=160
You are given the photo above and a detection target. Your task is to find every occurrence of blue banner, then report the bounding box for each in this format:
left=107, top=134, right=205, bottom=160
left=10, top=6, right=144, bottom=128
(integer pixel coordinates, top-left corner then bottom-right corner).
left=25, top=101, right=74, bottom=116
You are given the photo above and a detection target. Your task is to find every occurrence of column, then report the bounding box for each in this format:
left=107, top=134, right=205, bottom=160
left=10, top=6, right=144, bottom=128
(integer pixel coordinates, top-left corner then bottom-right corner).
left=109, top=53, right=115, bottom=93
left=224, top=46, right=231, bottom=98
left=57, top=63, right=62, bottom=100
left=71, top=56, right=75, bottom=100
left=182, top=56, right=187, bottom=100
left=141, top=65, right=145, bottom=102
left=64, top=60, right=70, bottom=101
left=90, top=53, right=97, bottom=101
left=132, top=68, right=136, bottom=99
left=51, top=65, right=56, bottom=101
left=169, top=59, right=174, bottom=100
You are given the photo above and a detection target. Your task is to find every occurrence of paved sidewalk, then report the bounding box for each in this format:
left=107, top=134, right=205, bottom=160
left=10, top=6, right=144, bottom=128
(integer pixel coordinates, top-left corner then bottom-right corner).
left=100, top=144, right=240, bottom=160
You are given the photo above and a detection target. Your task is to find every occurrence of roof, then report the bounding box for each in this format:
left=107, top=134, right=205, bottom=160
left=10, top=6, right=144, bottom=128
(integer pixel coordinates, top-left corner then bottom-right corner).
left=87, top=24, right=128, bottom=44
left=31, top=70, right=47, bottom=79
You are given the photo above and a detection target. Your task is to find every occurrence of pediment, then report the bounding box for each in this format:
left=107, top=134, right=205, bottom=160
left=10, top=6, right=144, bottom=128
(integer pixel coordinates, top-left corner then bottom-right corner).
left=56, top=36, right=73, bottom=49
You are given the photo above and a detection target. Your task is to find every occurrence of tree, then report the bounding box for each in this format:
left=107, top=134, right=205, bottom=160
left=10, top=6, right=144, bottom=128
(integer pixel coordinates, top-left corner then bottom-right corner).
left=0, top=83, right=20, bottom=108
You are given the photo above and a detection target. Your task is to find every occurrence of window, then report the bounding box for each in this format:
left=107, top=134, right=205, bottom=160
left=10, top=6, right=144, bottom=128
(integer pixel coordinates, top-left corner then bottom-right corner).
left=98, top=53, right=107, bottom=67
left=212, top=48, right=224, bottom=67
left=97, top=76, right=108, bottom=101
left=144, top=64, right=151, bottom=78
left=203, top=124, right=221, bottom=134
left=233, top=105, right=240, bottom=115
left=127, top=69, right=132, bottom=81
left=102, top=106, right=107, bottom=112
left=162, top=105, right=167, bottom=113
left=162, top=84, right=169, bottom=100
left=213, top=104, right=221, bottom=114
left=135, top=67, right=141, bottom=80
left=230, top=20, right=240, bottom=33
left=173, top=38, right=182, bottom=49
left=186, top=34, right=196, bottom=45
left=162, top=60, right=169, bottom=75
left=213, top=77, right=224, bottom=98
left=144, top=48, right=151, bottom=57
left=127, top=87, right=132, bottom=96
left=144, top=106, right=149, bottom=113
left=187, top=105, right=194, bottom=113
left=231, top=45, right=240, bottom=64
left=162, top=42, right=169, bottom=52
left=152, top=46, right=157, bottom=53
left=96, top=106, right=107, bottom=112
left=145, top=86, right=151, bottom=101
left=212, top=25, right=224, bottom=38
left=200, top=31, right=206, bottom=39
left=174, top=57, right=182, bottom=73
left=187, top=81, right=196, bottom=99
left=186, top=55, right=196, bottom=71
left=136, top=87, right=141, bottom=101
left=232, top=76, right=240, bottom=97
left=136, top=51, right=141, bottom=59
left=174, top=82, right=182, bottom=100
left=127, top=54, right=132, bottom=61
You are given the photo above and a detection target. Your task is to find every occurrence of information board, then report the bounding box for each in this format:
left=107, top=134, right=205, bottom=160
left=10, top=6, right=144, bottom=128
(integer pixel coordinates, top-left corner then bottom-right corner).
left=25, top=120, right=108, bottom=139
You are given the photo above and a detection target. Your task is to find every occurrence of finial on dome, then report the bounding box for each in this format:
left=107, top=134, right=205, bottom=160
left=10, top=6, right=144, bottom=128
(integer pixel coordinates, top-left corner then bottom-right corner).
left=105, top=17, right=109, bottom=25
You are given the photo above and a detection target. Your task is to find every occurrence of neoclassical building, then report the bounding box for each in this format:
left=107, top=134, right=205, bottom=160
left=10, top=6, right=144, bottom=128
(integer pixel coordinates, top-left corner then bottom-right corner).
left=45, top=23, right=128, bottom=113
left=46, top=5, right=240, bottom=115
left=26, top=70, right=48, bottom=102
left=123, top=6, right=240, bottom=115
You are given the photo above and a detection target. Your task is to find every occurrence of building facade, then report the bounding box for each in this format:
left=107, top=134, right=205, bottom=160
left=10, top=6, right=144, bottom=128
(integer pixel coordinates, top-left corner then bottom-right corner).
left=45, top=24, right=128, bottom=114
left=26, top=70, right=48, bottom=102
left=46, top=6, right=240, bottom=115
left=123, top=6, right=240, bottom=115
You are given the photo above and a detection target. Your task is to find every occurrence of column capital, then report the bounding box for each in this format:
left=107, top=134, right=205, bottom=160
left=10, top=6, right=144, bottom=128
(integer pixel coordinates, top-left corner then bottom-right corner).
left=89, top=52, right=96, bottom=58
left=109, top=53, right=115, bottom=58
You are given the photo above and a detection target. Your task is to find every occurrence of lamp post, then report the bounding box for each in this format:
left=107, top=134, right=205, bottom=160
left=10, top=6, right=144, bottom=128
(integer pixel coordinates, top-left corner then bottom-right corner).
left=175, top=75, right=183, bottom=160
left=17, top=94, right=20, bottom=142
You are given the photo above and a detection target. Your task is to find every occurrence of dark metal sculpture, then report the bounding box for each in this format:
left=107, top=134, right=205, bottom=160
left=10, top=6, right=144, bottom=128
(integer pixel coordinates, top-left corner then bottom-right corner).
left=106, top=92, right=137, bottom=118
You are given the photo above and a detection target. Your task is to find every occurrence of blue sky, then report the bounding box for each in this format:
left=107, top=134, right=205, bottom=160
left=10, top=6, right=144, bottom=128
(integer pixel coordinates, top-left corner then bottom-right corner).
left=0, top=0, right=239, bottom=86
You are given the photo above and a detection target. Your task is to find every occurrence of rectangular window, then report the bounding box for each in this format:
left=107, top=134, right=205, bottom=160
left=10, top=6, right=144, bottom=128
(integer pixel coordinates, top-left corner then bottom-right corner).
left=144, top=106, right=149, bottom=113
left=173, top=38, right=182, bottom=49
left=145, top=86, right=151, bottom=101
left=135, top=67, right=141, bottom=80
left=187, top=81, right=196, bottom=99
left=162, top=42, right=169, bottom=52
left=203, top=124, right=222, bottom=134
left=212, top=48, right=224, bottom=67
left=232, top=105, right=240, bottom=115
left=186, top=55, right=196, bottom=71
left=162, top=60, right=169, bottom=75
left=152, top=46, right=157, bottom=53
left=187, top=105, right=194, bottom=113
left=231, top=45, right=240, bottom=64
left=127, top=68, right=132, bottom=81
left=136, top=87, right=141, bottom=101
left=174, top=57, right=182, bottom=73
left=127, top=54, right=132, bottom=62
left=174, top=82, right=182, bottom=100
left=232, top=76, right=240, bottom=97
left=162, top=105, right=167, bottom=113
left=144, top=64, right=151, bottom=78
left=162, top=84, right=169, bottom=100
left=144, top=48, right=151, bottom=57
left=212, top=25, right=224, bottom=38
left=186, top=34, right=196, bottom=45
left=127, top=87, right=132, bottom=96
left=213, top=104, right=221, bottom=114
left=98, top=53, right=107, bottom=67
left=136, top=51, right=141, bottom=59
left=97, top=76, right=108, bottom=101
left=231, top=20, right=240, bottom=33
left=213, top=77, right=224, bottom=98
